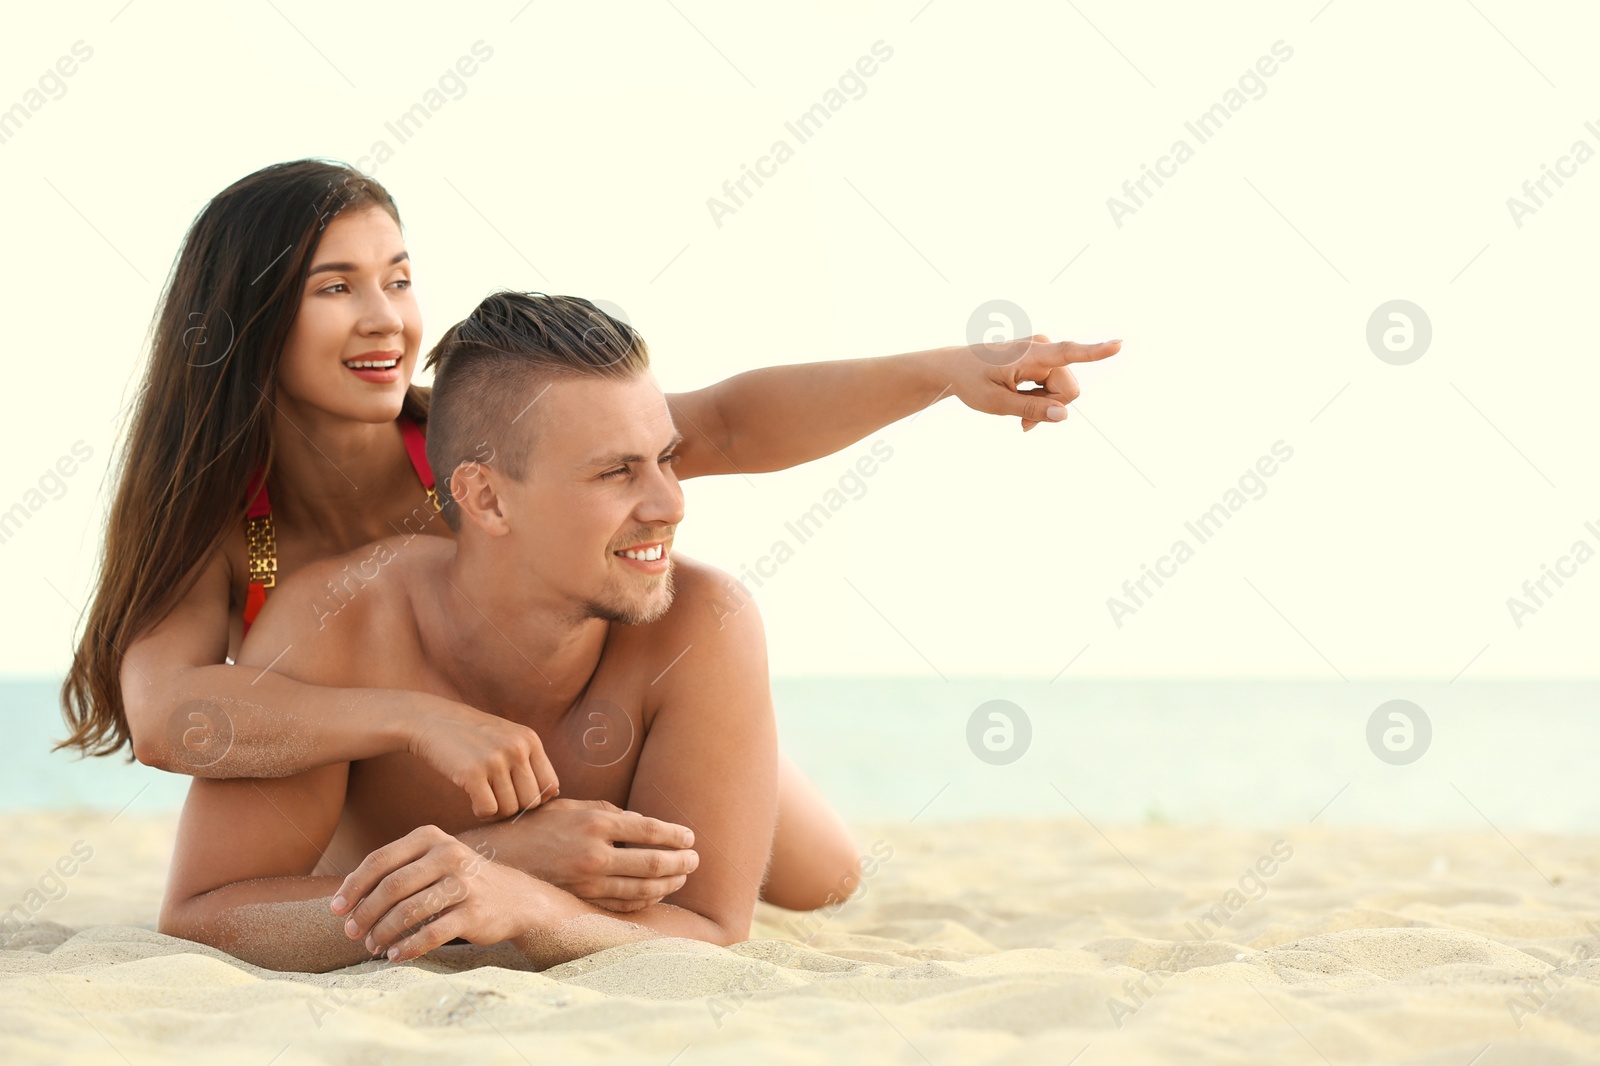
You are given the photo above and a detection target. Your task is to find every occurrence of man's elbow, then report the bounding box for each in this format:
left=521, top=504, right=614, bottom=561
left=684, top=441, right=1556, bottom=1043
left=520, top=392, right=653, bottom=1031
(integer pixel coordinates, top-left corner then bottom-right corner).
left=704, top=913, right=752, bottom=949
left=711, top=926, right=748, bottom=949
left=641, top=899, right=749, bottom=949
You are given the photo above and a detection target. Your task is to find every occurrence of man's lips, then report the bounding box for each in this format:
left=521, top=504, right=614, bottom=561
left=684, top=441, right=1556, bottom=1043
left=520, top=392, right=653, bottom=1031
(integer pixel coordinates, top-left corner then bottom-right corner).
left=613, top=540, right=670, bottom=571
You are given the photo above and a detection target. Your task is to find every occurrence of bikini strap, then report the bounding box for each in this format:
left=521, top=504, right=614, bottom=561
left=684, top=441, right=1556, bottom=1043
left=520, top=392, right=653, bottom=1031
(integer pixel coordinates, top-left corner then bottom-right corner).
left=244, top=465, right=271, bottom=519
left=399, top=415, right=442, bottom=512
left=241, top=415, right=435, bottom=638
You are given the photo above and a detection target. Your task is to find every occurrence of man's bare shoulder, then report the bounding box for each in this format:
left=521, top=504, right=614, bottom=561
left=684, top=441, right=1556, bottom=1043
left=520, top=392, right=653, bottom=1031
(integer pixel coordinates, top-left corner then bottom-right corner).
left=236, top=533, right=444, bottom=684
left=622, top=554, right=766, bottom=676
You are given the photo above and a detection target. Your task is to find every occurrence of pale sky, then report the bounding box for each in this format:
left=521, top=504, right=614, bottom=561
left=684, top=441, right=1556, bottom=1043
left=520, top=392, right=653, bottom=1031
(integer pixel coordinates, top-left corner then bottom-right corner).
left=2, top=1, right=1595, bottom=679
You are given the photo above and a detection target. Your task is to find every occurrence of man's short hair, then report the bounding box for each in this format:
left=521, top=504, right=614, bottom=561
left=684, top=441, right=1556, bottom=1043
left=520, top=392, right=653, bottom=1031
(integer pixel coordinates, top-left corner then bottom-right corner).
left=422, top=291, right=649, bottom=530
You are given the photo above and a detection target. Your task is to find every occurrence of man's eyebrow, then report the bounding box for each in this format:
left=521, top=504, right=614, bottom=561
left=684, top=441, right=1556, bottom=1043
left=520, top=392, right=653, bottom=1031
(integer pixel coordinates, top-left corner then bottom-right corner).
left=584, top=431, right=685, bottom=469
left=308, top=250, right=410, bottom=277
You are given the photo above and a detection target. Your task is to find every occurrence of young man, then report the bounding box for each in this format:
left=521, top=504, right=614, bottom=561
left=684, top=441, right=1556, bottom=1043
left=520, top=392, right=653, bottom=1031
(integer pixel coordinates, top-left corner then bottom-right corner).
left=160, top=293, right=786, bottom=972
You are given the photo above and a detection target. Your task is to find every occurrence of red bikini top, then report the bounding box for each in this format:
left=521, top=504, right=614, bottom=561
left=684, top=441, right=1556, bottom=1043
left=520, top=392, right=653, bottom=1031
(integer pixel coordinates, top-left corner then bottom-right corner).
left=241, top=415, right=438, bottom=638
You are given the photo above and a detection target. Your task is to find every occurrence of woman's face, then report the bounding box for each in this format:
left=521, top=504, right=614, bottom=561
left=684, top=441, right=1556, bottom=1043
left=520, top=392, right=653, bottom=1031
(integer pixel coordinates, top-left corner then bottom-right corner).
left=276, top=205, right=421, bottom=424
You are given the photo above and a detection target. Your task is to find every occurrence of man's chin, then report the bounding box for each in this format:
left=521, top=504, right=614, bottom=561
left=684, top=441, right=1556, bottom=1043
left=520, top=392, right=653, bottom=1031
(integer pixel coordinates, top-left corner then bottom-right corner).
left=582, top=576, right=676, bottom=626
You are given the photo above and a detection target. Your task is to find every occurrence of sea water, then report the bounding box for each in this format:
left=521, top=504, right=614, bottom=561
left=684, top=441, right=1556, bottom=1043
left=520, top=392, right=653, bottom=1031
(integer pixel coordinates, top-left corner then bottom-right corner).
left=3, top=677, right=1596, bottom=832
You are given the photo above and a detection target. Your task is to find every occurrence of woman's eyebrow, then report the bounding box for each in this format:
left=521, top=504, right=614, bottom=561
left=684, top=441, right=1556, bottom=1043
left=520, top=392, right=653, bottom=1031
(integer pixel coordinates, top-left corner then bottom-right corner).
left=308, top=250, right=410, bottom=277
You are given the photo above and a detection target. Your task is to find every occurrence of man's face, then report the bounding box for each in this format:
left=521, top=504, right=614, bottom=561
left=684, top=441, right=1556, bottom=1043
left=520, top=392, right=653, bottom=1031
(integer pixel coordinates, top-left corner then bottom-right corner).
left=498, top=370, right=685, bottom=626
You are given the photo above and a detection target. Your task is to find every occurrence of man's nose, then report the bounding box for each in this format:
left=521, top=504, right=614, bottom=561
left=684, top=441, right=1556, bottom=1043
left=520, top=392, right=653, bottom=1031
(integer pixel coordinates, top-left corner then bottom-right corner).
left=638, top=464, right=685, bottom=526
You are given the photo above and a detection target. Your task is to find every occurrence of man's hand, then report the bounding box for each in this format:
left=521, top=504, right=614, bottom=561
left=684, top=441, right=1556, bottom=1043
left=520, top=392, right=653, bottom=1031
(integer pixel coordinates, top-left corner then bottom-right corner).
left=943, top=335, right=1122, bottom=431
left=406, top=701, right=561, bottom=820
left=330, top=825, right=547, bottom=963
left=461, top=798, right=698, bottom=913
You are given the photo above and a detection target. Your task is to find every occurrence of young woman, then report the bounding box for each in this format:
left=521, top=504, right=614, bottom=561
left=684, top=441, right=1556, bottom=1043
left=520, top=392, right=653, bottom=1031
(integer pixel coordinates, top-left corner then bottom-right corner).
left=58, top=158, right=1117, bottom=914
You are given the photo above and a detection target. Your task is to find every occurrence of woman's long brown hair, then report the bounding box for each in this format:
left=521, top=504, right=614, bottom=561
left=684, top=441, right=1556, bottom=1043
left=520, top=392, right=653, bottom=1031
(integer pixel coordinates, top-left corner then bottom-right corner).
left=58, top=159, right=429, bottom=759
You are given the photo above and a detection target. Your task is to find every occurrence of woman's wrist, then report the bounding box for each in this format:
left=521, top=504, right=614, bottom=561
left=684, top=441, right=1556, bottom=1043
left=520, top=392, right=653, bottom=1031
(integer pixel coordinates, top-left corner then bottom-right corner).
left=352, top=687, right=445, bottom=758
left=911, top=346, right=960, bottom=405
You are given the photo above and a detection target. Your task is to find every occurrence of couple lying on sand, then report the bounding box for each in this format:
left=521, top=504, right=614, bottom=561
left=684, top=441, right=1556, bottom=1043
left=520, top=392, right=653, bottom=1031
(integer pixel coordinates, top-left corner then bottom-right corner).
left=67, top=162, right=1118, bottom=973
left=160, top=288, right=795, bottom=970
left=156, top=285, right=1113, bottom=972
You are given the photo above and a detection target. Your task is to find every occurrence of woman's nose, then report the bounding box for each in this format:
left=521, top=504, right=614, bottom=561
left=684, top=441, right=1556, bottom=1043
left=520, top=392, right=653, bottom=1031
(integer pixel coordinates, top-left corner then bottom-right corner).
left=359, top=287, right=404, bottom=334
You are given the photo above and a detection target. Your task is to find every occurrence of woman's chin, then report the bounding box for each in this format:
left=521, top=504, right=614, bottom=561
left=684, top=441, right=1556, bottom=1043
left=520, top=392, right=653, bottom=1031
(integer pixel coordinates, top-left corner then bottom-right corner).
left=284, top=372, right=416, bottom=422
left=333, top=382, right=412, bottom=423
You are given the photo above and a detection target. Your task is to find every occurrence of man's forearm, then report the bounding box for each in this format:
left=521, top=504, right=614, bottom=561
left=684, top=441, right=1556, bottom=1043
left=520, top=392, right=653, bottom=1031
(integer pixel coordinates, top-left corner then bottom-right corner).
left=161, top=876, right=376, bottom=973
left=170, top=864, right=743, bottom=972
left=509, top=882, right=741, bottom=970
left=671, top=348, right=954, bottom=477
left=454, top=823, right=520, bottom=869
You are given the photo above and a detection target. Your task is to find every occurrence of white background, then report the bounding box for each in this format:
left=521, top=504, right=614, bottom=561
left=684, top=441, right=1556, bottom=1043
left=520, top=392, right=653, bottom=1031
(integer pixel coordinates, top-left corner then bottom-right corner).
left=2, top=0, right=1596, bottom=680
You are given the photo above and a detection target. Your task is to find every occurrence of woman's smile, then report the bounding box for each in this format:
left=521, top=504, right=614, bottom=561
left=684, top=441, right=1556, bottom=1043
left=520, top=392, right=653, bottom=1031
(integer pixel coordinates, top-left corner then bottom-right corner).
left=343, top=349, right=402, bottom=383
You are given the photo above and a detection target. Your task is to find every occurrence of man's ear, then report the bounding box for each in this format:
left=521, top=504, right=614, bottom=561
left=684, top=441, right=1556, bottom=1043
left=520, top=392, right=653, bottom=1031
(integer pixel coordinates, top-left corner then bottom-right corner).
left=449, top=459, right=511, bottom=535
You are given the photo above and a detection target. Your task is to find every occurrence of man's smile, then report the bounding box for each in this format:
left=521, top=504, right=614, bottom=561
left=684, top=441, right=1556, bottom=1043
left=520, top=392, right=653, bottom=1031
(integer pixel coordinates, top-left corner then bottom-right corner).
left=613, top=540, right=671, bottom=573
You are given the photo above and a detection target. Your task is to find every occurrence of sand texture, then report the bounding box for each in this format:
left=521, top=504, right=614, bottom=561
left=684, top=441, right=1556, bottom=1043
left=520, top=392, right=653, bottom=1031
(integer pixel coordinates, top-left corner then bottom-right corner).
left=4, top=810, right=1600, bottom=1064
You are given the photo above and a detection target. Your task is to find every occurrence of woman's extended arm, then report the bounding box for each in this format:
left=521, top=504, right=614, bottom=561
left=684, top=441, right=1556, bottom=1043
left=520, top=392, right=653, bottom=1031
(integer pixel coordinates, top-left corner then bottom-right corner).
left=121, top=545, right=557, bottom=819
left=665, top=337, right=1121, bottom=478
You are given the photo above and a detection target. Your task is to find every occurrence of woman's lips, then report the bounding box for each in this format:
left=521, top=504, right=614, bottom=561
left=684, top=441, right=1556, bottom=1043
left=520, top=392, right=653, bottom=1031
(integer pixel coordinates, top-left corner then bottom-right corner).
left=343, top=352, right=401, bottom=383
left=346, top=365, right=400, bottom=383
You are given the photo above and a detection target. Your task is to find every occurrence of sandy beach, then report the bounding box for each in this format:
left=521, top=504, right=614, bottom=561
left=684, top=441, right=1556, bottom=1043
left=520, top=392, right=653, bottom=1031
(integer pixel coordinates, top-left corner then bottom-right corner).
left=4, top=809, right=1599, bottom=1064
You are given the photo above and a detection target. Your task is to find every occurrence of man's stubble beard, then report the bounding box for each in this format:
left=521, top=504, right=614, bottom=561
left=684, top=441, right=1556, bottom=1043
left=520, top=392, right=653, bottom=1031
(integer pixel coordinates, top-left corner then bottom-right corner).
left=576, top=562, right=677, bottom=626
